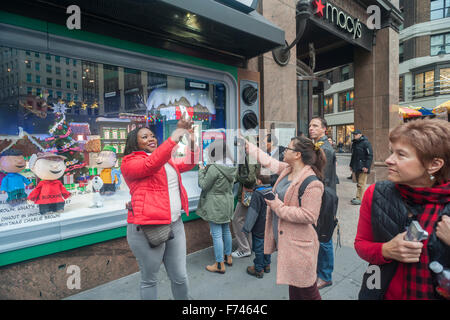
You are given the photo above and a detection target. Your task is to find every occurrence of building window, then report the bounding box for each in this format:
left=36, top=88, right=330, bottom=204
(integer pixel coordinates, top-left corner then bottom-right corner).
left=431, top=33, right=450, bottom=56
left=26, top=73, right=32, bottom=82
left=56, top=66, right=61, bottom=75
left=55, top=56, right=60, bottom=63
left=340, top=65, right=350, bottom=81
left=56, top=79, right=61, bottom=88
left=73, top=71, right=77, bottom=79
left=430, top=0, right=450, bottom=20
left=66, top=58, right=70, bottom=65
left=439, top=67, right=450, bottom=94
left=45, top=53, right=51, bottom=60
left=46, top=77, right=52, bottom=86
left=66, top=69, right=70, bottom=77
left=35, top=62, right=40, bottom=71
left=323, top=95, right=334, bottom=114
left=56, top=91, right=62, bottom=98
left=36, top=75, right=41, bottom=84
left=66, top=81, right=71, bottom=89
left=399, top=43, right=404, bottom=63
left=27, top=87, right=32, bottom=95
left=399, top=76, right=404, bottom=102
left=74, top=83, right=78, bottom=90
left=338, top=90, right=354, bottom=112
left=414, top=70, right=435, bottom=98
left=46, top=64, right=52, bottom=73
left=48, top=89, right=53, bottom=98
left=25, top=60, right=31, bottom=69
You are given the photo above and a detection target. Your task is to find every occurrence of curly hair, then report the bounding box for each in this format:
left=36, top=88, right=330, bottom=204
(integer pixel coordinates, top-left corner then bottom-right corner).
left=123, top=126, right=158, bottom=156
left=389, top=118, right=450, bottom=184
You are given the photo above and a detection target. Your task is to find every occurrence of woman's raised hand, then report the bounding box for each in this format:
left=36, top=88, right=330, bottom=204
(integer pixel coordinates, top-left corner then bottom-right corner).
left=177, top=112, right=194, bottom=130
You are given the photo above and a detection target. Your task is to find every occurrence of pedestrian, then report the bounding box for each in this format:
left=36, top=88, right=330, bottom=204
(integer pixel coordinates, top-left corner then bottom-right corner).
left=196, top=140, right=237, bottom=274
left=262, top=133, right=285, bottom=186
left=121, top=114, right=198, bottom=300
left=242, top=169, right=273, bottom=279
left=309, top=117, right=338, bottom=290
left=349, top=129, right=373, bottom=205
left=231, top=137, right=258, bottom=259
left=355, top=118, right=450, bottom=300
left=244, top=135, right=325, bottom=300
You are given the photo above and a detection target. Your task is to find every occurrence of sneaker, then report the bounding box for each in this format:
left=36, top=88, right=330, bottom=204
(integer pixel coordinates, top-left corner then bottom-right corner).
left=247, top=266, right=264, bottom=278
left=231, top=250, right=251, bottom=258
left=351, top=199, right=362, bottom=205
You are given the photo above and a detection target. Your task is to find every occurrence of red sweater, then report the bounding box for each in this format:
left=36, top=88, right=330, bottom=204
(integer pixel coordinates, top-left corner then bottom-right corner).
left=354, top=184, right=405, bottom=300
left=27, top=180, right=71, bottom=204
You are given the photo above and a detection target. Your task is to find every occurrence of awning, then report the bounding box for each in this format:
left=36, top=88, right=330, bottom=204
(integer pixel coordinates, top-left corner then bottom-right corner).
left=3, top=0, right=285, bottom=66
left=434, top=100, right=450, bottom=113
left=398, top=107, right=422, bottom=119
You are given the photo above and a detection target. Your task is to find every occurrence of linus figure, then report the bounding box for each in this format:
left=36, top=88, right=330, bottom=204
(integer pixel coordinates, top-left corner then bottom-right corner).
left=96, top=146, right=121, bottom=195
left=27, top=152, right=71, bottom=214
left=0, top=149, right=32, bottom=205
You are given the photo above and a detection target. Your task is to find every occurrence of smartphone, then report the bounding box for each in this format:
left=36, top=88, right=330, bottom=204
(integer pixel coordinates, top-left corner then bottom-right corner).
left=405, top=220, right=428, bottom=242
left=262, top=190, right=275, bottom=201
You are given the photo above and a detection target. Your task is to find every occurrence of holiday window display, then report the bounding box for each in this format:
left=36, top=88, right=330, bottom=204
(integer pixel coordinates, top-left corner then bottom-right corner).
left=96, top=146, right=121, bottom=195
left=27, top=152, right=71, bottom=214
left=0, top=149, right=33, bottom=205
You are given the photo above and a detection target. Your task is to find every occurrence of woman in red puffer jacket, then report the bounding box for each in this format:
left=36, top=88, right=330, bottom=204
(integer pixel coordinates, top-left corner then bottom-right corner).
left=121, top=114, right=199, bottom=300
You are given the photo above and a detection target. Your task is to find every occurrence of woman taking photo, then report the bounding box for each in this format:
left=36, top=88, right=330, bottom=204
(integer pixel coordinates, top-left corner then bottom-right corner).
left=244, top=135, right=326, bottom=300
left=196, top=140, right=237, bottom=274
left=355, top=118, right=450, bottom=300
left=121, top=114, right=198, bottom=300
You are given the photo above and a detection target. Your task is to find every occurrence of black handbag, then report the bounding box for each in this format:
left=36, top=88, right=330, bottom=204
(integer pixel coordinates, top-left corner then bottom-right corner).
left=141, top=223, right=174, bottom=248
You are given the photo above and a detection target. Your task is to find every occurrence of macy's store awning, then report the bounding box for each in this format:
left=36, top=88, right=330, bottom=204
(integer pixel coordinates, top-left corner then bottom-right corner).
left=3, top=0, right=285, bottom=66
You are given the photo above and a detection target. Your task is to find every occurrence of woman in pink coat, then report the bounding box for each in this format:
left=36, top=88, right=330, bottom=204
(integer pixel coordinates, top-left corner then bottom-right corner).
left=244, top=135, right=326, bottom=300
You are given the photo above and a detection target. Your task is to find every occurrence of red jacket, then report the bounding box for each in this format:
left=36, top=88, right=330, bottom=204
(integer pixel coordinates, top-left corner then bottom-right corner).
left=27, top=180, right=71, bottom=204
left=354, top=184, right=404, bottom=299
left=121, top=137, right=199, bottom=225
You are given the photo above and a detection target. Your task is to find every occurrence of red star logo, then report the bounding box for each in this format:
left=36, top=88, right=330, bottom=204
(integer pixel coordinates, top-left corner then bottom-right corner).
left=314, top=0, right=325, bottom=17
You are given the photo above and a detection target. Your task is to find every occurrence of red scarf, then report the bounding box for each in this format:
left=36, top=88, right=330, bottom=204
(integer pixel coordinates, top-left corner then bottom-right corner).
left=395, top=181, right=450, bottom=300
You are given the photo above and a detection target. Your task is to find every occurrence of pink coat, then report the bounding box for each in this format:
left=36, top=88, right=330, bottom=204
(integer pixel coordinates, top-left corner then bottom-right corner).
left=248, top=142, right=324, bottom=288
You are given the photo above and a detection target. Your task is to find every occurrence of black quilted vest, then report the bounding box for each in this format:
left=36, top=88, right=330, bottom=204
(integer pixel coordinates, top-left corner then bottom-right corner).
left=358, top=181, right=450, bottom=300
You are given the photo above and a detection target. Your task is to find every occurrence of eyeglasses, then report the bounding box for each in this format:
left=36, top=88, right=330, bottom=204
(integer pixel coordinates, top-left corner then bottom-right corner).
left=284, top=147, right=300, bottom=153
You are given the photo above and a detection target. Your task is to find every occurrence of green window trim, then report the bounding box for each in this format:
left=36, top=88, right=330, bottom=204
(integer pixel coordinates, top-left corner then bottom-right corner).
left=0, top=211, right=200, bottom=267
left=0, top=11, right=238, bottom=81
left=0, top=10, right=239, bottom=266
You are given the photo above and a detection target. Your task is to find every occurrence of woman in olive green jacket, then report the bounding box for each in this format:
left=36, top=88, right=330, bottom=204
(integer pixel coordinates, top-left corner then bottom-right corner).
left=197, top=140, right=237, bottom=274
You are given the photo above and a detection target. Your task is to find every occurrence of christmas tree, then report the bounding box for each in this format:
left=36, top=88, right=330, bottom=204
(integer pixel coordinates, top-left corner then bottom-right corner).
left=43, top=101, right=88, bottom=179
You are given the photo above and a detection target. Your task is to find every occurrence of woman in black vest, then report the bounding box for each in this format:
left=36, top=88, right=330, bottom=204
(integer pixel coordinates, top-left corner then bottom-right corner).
left=354, top=118, right=450, bottom=300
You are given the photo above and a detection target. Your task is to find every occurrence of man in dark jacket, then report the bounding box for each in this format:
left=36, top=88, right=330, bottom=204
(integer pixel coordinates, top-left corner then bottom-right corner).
left=349, top=129, right=373, bottom=205
left=309, top=117, right=338, bottom=290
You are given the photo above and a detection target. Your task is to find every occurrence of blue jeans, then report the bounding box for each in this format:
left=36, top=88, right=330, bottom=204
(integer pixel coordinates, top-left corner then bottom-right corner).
left=209, top=222, right=232, bottom=263
left=252, top=234, right=271, bottom=272
left=317, top=239, right=334, bottom=282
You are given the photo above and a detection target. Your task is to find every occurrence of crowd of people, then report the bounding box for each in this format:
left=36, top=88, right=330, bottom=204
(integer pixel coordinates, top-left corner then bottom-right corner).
left=120, top=113, right=450, bottom=300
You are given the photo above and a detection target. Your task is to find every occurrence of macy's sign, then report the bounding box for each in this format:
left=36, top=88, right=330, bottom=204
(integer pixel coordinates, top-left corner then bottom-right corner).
left=314, top=0, right=364, bottom=40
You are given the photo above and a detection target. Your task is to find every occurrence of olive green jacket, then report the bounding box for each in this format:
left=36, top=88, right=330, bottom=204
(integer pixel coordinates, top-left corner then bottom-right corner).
left=197, top=162, right=238, bottom=224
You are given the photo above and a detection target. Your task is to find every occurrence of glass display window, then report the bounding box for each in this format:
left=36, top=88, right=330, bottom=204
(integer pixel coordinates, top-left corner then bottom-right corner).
left=0, top=44, right=229, bottom=257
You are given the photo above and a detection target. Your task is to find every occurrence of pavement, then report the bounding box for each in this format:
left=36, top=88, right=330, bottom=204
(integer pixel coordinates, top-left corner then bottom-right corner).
left=65, top=153, right=369, bottom=300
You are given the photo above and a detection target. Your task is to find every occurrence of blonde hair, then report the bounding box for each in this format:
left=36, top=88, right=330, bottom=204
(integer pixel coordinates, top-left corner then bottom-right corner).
left=389, top=118, right=450, bottom=184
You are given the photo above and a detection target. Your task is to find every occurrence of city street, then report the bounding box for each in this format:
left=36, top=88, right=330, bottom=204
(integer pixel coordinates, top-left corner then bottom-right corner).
left=66, top=153, right=369, bottom=300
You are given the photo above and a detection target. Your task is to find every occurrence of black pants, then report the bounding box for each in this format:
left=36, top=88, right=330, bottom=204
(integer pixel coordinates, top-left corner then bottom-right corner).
left=39, top=202, right=65, bottom=214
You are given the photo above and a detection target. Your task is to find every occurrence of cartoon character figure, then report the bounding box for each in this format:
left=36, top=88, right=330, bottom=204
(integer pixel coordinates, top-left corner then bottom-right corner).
left=95, top=146, right=121, bottom=195
left=0, top=149, right=33, bottom=206
left=90, top=176, right=104, bottom=208
left=27, top=152, right=71, bottom=214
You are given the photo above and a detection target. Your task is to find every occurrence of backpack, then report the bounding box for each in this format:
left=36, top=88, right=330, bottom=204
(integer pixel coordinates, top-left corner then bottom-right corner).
left=298, top=175, right=338, bottom=243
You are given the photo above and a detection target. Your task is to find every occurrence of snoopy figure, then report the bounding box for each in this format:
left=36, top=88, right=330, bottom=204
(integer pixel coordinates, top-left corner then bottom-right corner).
left=90, top=176, right=104, bottom=208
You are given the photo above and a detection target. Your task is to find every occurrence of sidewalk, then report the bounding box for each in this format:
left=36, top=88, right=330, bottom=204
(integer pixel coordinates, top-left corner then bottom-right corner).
left=65, top=243, right=366, bottom=300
